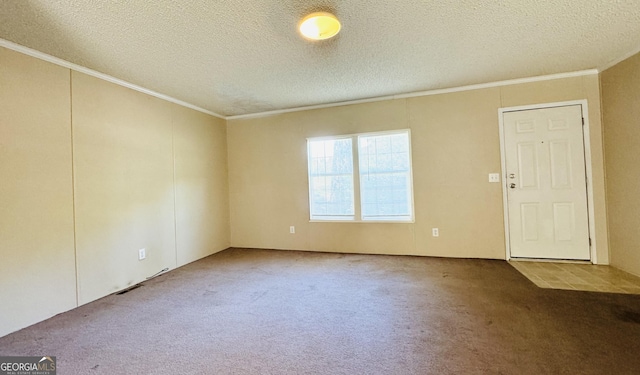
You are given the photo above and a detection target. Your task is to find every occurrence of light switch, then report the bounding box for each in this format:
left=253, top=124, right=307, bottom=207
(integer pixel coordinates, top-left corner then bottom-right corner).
left=488, top=173, right=500, bottom=183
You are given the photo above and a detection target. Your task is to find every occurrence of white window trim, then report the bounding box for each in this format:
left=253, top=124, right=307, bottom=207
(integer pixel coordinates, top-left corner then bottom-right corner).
left=307, top=129, right=415, bottom=223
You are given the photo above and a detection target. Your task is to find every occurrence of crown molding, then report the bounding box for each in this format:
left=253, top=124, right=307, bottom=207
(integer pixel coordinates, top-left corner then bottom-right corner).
left=2, top=37, right=606, bottom=122
left=0, top=38, right=226, bottom=119
left=227, top=69, right=599, bottom=121
left=598, top=42, right=640, bottom=72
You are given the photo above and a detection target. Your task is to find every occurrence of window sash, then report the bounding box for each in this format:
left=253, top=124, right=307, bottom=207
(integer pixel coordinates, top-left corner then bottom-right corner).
left=307, top=138, right=355, bottom=219
left=358, top=131, right=412, bottom=221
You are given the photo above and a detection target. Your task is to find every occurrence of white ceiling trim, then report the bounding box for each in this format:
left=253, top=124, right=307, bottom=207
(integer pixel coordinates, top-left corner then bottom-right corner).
left=598, top=41, right=640, bottom=72
left=2, top=1, right=639, bottom=118
left=0, top=38, right=225, bottom=120
left=0, top=37, right=602, bottom=122
left=227, top=69, right=599, bottom=121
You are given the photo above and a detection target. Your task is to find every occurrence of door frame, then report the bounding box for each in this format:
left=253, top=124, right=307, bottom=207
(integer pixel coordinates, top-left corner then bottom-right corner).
left=498, top=100, right=597, bottom=263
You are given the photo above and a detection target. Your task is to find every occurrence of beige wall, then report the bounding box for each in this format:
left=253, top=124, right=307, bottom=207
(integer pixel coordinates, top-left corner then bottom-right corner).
left=0, top=47, right=230, bottom=335
left=72, top=73, right=178, bottom=304
left=601, top=52, right=640, bottom=277
left=228, top=75, right=609, bottom=262
left=0, top=47, right=77, bottom=338
left=173, top=105, right=230, bottom=267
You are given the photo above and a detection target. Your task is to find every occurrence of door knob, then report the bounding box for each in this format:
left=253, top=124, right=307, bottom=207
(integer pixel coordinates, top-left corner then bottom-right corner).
left=509, top=183, right=516, bottom=189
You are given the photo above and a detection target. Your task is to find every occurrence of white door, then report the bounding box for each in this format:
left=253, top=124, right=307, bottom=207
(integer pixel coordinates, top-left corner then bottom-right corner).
left=503, top=105, right=590, bottom=260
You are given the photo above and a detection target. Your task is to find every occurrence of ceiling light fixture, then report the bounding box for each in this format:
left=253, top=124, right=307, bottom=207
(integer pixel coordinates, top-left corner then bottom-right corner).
left=298, top=12, right=341, bottom=41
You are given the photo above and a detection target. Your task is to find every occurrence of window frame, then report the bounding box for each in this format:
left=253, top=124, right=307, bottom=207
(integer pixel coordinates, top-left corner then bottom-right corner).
left=307, top=129, right=415, bottom=223
left=307, top=134, right=356, bottom=221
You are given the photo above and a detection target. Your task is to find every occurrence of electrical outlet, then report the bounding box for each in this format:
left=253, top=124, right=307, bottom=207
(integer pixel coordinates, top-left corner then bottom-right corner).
left=138, top=248, right=146, bottom=261
left=432, top=228, right=439, bottom=237
left=488, top=173, right=500, bottom=183
left=290, top=226, right=295, bottom=234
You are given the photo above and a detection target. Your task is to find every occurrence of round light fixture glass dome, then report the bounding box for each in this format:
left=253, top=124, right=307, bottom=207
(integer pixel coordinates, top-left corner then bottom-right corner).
left=299, top=12, right=341, bottom=40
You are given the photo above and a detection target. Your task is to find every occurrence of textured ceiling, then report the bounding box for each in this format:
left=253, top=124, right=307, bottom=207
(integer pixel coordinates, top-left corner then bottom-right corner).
left=1, top=1, right=640, bottom=117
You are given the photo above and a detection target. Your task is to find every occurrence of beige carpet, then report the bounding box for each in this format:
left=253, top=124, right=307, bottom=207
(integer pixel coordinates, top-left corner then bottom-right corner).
left=1, top=248, right=640, bottom=374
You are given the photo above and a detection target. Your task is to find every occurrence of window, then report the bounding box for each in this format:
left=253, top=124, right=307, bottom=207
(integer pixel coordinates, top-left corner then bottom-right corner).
left=307, top=137, right=355, bottom=220
left=307, top=130, right=414, bottom=222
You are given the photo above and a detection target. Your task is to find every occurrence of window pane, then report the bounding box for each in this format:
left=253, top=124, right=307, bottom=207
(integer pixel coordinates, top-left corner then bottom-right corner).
left=308, top=138, right=354, bottom=219
left=358, top=131, right=413, bottom=221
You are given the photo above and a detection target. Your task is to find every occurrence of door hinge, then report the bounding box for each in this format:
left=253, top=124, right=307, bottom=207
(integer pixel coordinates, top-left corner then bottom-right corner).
left=589, top=238, right=592, bottom=246
left=582, top=117, right=585, bottom=126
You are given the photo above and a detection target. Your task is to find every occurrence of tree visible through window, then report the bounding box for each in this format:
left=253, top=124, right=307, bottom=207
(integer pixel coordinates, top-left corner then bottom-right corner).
left=307, top=137, right=354, bottom=220
left=307, top=130, right=414, bottom=222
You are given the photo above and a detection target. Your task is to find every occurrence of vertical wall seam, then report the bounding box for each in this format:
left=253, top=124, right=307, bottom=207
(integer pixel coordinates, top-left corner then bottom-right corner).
left=69, top=70, right=80, bottom=307
left=229, top=121, right=233, bottom=249
left=172, top=109, right=179, bottom=269
left=595, top=73, right=612, bottom=264
left=225, top=119, right=234, bottom=247
left=409, top=98, right=417, bottom=255
left=404, top=98, right=417, bottom=255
